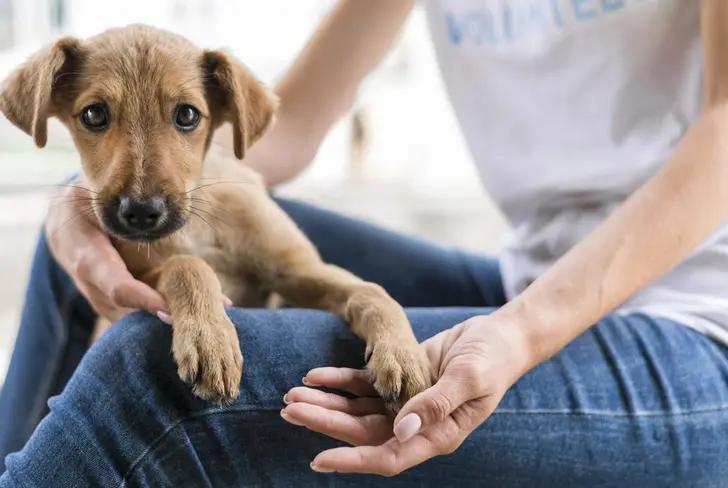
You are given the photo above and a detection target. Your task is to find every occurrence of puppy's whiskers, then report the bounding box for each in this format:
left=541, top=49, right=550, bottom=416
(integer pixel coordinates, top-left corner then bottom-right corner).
left=189, top=202, right=230, bottom=229
left=188, top=208, right=217, bottom=233
left=49, top=193, right=101, bottom=205
left=185, top=179, right=255, bottom=195
left=48, top=183, right=100, bottom=194
left=198, top=177, right=257, bottom=183
left=188, top=196, right=235, bottom=220
left=50, top=194, right=98, bottom=201
left=49, top=205, right=96, bottom=239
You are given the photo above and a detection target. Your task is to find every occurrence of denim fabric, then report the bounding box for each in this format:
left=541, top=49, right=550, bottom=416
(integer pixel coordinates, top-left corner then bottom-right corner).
left=0, top=199, right=727, bottom=487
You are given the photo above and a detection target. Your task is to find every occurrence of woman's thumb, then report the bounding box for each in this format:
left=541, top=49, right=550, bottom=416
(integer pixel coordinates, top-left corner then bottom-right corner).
left=108, top=278, right=167, bottom=314
left=392, top=371, right=470, bottom=442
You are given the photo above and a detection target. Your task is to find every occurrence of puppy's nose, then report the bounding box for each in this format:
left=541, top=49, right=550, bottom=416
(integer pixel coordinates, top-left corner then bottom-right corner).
left=117, top=195, right=167, bottom=232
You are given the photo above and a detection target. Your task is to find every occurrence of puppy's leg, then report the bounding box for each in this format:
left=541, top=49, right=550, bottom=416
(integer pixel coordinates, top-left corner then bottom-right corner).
left=272, top=263, right=433, bottom=412
left=216, top=186, right=431, bottom=412
left=153, top=255, right=242, bottom=403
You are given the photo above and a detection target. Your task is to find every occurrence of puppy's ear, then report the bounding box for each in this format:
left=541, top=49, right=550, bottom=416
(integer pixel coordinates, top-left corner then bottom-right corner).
left=0, top=37, right=83, bottom=148
left=202, top=50, right=278, bottom=160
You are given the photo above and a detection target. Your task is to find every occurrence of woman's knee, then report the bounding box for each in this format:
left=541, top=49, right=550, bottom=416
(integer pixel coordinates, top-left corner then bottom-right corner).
left=71, top=312, right=182, bottom=402
left=83, top=309, right=356, bottom=409
left=67, top=308, right=482, bottom=412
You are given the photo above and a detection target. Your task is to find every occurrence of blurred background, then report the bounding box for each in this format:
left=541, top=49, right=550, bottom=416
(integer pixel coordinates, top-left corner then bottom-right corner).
left=0, top=0, right=505, bottom=384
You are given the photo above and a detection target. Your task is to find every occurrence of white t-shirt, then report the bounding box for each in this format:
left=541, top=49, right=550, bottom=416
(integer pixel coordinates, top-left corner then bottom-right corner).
left=423, top=0, right=728, bottom=345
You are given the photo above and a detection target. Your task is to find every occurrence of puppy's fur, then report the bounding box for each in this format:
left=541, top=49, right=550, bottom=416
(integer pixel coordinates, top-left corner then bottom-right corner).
left=0, top=25, right=431, bottom=410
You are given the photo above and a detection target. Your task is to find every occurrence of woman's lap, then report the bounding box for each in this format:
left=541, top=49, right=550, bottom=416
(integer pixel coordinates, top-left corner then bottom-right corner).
left=3, top=309, right=728, bottom=487
left=0, top=197, right=506, bottom=471
left=0, top=198, right=727, bottom=485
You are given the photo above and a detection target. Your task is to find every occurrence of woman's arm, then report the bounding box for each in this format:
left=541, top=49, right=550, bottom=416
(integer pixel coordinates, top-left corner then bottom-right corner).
left=495, top=0, right=728, bottom=371
left=215, top=0, right=415, bottom=186
left=280, top=1, right=728, bottom=475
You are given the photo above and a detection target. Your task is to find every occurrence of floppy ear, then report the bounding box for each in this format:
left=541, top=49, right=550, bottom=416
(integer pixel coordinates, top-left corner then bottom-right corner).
left=0, top=37, right=82, bottom=148
left=202, top=50, right=278, bottom=160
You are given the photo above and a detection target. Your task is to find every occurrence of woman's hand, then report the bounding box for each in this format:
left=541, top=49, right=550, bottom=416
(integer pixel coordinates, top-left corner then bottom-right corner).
left=280, top=315, right=531, bottom=476
left=45, top=180, right=167, bottom=321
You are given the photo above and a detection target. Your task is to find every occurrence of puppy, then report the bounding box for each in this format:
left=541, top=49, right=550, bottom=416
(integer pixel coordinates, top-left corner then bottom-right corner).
left=0, top=25, right=432, bottom=411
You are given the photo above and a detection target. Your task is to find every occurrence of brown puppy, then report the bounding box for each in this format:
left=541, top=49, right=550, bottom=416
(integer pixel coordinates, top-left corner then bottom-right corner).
left=0, top=25, right=431, bottom=411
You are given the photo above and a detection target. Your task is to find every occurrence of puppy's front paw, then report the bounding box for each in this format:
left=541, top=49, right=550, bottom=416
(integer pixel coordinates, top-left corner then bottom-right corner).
left=366, top=339, right=432, bottom=414
left=172, top=314, right=243, bottom=404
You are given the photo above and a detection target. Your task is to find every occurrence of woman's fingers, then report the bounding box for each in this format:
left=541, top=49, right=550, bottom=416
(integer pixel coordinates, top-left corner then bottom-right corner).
left=281, top=402, right=392, bottom=446
left=281, top=373, right=390, bottom=447
left=303, top=367, right=377, bottom=396
left=392, top=367, right=478, bottom=442
left=284, top=387, right=386, bottom=415
left=307, top=406, right=473, bottom=475
left=74, top=241, right=167, bottom=316
left=46, top=189, right=168, bottom=319
left=81, top=283, right=135, bottom=322
left=310, top=435, right=439, bottom=476
left=107, top=278, right=167, bottom=314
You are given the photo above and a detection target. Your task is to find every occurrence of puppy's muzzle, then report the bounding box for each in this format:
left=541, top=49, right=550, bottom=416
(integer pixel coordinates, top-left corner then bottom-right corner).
left=102, top=194, right=183, bottom=241
left=118, top=195, right=166, bottom=230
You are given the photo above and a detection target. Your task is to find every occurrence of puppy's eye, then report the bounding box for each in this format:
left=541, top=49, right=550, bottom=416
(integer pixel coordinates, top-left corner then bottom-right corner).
left=174, top=104, right=201, bottom=132
left=80, top=103, right=110, bottom=131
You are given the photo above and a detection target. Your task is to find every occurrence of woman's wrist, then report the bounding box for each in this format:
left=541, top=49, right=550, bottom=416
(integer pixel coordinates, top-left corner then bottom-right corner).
left=468, top=312, right=538, bottom=387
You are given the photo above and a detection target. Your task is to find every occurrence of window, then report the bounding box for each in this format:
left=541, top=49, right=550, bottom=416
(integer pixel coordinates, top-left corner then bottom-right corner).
left=0, top=0, right=13, bottom=50
left=50, top=0, right=67, bottom=33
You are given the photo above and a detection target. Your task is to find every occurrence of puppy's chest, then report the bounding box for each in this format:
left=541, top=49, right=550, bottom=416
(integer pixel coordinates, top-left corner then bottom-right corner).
left=119, top=229, right=271, bottom=308
left=176, top=231, right=273, bottom=307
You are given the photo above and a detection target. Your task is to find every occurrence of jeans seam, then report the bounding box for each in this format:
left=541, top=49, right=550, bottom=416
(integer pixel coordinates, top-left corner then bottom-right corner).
left=120, top=406, right=279, bottom=487
left=492, top=405, right=728, bottom=418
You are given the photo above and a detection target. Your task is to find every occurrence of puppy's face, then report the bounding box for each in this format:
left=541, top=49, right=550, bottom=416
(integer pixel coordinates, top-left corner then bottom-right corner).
left=0, top=25, right=276, bottom=241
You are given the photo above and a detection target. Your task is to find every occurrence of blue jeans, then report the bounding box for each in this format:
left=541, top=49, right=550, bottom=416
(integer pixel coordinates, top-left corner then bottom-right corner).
left=1, top=199, right=728, bottom=487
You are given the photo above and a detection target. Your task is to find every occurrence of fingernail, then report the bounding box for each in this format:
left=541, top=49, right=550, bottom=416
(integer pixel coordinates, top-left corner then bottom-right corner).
left=302, top=377, right=321, bottom=387
left=280, top=408, right=304, bottom=426
left=394, top=413, right=421, bottom=442
left=156, top=311, right=173, bottom=325
left=310, top=462, right=334, bottom=473
left=283, top=394, right=291, bottom=405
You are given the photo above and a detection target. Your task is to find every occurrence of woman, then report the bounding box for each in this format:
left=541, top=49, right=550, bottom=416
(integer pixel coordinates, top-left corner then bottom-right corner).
left=1, top=0, right=727, bottom=485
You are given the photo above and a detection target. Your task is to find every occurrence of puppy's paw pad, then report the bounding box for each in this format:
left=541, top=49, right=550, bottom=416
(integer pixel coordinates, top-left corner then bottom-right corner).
left=172, top=316, right=243, bottom=404
left=367, top=341, right=432, bottom=414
